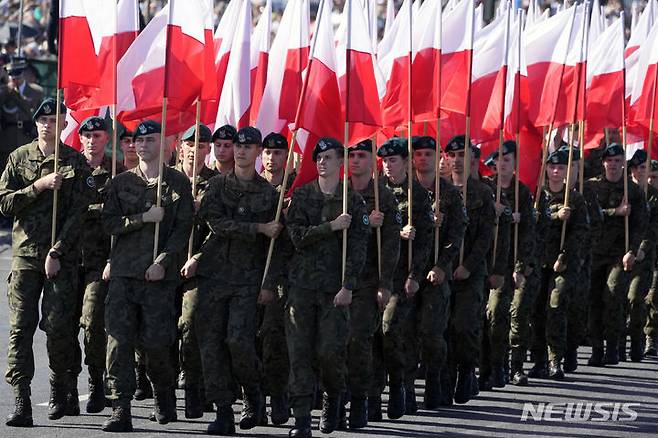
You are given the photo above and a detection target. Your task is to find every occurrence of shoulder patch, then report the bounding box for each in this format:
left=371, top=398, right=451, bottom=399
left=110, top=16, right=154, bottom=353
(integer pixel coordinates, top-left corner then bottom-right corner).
left=362, top=214, right=370, bottom=226
left=395, top=211, right=403, bottom=224
left=86, top=176, right=96, bottom=188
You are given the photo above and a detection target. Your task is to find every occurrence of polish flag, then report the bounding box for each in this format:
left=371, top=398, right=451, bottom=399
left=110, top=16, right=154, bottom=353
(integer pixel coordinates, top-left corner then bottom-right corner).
left=626, top=0, right=655, bottom=58
left=249, top=0, right=272, bottom=125
left=589, top=0, right=605, bottom=49
left=630, top=18, right=658, bottom=135
left=336, top=0, right=382, bottom=143
left=524, top=5, right=578, bottom=128
left=64, top=0, right=139, bottom=110
left=58, top=0, right=102, bottom=89
left=215, top=0, right=251, bottom=128
left=504, top=10, right=529, bottom=138
left=200, top=0, right=218, bottom=103
left=410, top=0, right=441, bottom=123
left=585, top=16, right=624, bottom=146
left=384, top=0, right=395, bottom=36
left=255, top=0, right=310, bottom=137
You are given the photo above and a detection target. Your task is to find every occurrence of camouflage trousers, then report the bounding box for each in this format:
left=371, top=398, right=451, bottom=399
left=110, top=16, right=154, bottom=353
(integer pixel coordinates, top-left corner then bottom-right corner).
left=286, top=286, right=349, bottom=418
left=258, top=286, right=289, bottom=397
left=589, top=260, right=630, bottom=348
left=481, top=277, right=513, bottom=372
left=448, top=263, right=486, bottom=368
left=531, top=267, right=573, bottom=362
left=625, top=253, right=654, bottom=341
left=196, top=279, right=261, bottom=406
left=178, top=278, right=203, bottom=386
left=509, top=268, right=541, bottom=363
left=79, top=268, right=108, bottom=378
left=5, top=264, right=81, bottom=396
left=346, top=286, right=379, bottom=398
left=105, top=277, right=177, bottom=401
left=646, top=270, right=658, bottom=340
left=566, top=255, right=591, bottom=351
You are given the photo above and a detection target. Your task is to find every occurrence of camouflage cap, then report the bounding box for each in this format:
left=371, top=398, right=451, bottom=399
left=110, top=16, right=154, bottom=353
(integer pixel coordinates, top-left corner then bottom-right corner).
left=627, top=149, right=647, bottom=168
left=412, top=136, right=437, bottom=151
left=263, top=132, right=288, bottom=150
left=212, top=124, right=237, bottom=141
left=377, top=137, right=408, bottom=158
left=234, top=126, right=262, bottom=145
left=349, top=139, right=374, bottom=153
left=312, top=137, right=344, bottom=161
left=181, top=124, right=212, bottom=143
left=78, top=116, right=107, bottom=134
left=132, top=120, right=161, bottom=140
left=33, top=97, right=67, bottom=120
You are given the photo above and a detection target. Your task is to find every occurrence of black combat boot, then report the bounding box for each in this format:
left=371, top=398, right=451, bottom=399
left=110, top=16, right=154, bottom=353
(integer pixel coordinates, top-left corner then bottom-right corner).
left=470, top=369, right=479, bottom=397
left=423, top=372, right=441, bottom=410
left=48, top=378, right=67, bottom=420
left=270, top=393, right=290, bottom=425
left=510, top=362, right=528, bottom=386
left=151, top=387, right=176, bottom=424
left=438, top=369, right=453, bottom=406
left=207, top=404, right=235, bottom=436
left=289, top=416, right=312, bottom=438
left=604, top=339, right=619, bottom=365
left=477, top=372, right=492, bottom=391
left=185, top=383, right=203, bottom=419
left=349, top=397, right=367, bottom=429
left=564, top=348, right=578, bottom=373
left=630, top=337, right=644, bottom=362
left=134, top=365, right=152, bottom=401
left=548, top=360, right=564, bottom=380
left=490, top=366, right=506, bottom=388
left=386, top=383, right=406, bottom=419
left=102, top=400, right=133, bottom=432
left=527, top=361, right=548, bottom=379
left=454, top=366, right=472, bottom=405
left=87, top=375, right=106, bottom=414
left=319, top=393, right=340, bottom=433
left=239, top=391, right=263, bottom=430
left=367, top=396, right=382, bottom=421
left=6, top=394, right=33, bottom=427
left=65, top=381, right=81, bottom=416
left=404, top=382, right=417, bottom=415
left=588, top=346, right=605, bottom=366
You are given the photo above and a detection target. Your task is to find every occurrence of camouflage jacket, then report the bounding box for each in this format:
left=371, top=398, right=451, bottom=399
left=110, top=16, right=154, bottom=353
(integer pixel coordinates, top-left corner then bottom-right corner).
left=589, top=175, right=646, bottom=258
left=102, top=166, right=194, bottom=281
left=540, top=185, right=589, bottom=268
left=286, top=180, right=370, bottom=292
left=80, top=156, right=126, bottom=270
left=187, top=165, right=219, bottom=254
left=383, top=175, right=434, bottom=282
left=351, top=178, right=401, bottom=291
left=0, top=140, right=93, bottom=270
left=196, top=172, right=285, bottom=290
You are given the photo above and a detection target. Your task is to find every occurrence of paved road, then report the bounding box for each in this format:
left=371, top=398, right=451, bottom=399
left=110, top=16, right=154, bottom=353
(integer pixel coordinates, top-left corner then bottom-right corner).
left=0, top=231, right=656, bottom=437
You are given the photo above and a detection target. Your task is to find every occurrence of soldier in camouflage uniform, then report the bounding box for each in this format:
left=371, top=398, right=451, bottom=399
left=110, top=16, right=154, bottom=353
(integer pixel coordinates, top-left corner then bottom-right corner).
left=285, top=138, right=369, bottom=438
left=625, top=150, right=658, bottom=362
left=587, top=143, right=647, bottom=366
left=412, top=136, right=466, bottom=409
left=373, top=137, right=433, bottom=419
left=443, top=135, right=496, bottom=405
left=346, top=139, right=401, bottom=427
left=645, top=160, right=658, bottom=357
left=174, top=124, right=218, bottom=419
left=75, top=117, right=126, bottom=414
left=212, top=125, right=236, bottom=174
left=0, top=98, right=93, bottom=427
left=529, top=148, right=589, bottom=380
left=193, top=127, right=285, bottom=435
left=101, top=120, right=194, bottom=432
left=118, top=124, right=137, bottom=170
left=258, top=132, right=297, bottom=426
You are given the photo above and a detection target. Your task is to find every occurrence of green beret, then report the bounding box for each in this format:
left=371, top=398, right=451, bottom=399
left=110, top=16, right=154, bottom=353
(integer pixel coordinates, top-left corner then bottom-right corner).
left=213, top=124, right=237, bottom=141
left=445, top=135, right=471, bottom=152
left=411, top=136, right=436, bottom=151
left=546, top=149, right=569, bottom=165
left=263, top=132, right=288, bottom=150
left=33, top=97, right=67, bottom=120
left=78, top=116, right=107, bottom=134
left=377, top=137, right=408, bottom=158
left=133, top=120, right=161, bottom=139
left=182, top=124, right=212, bottom=143
left=234, top=126, right=262, bottom=145
left=557, top=145, right=581, bottom=161
left=627, top=149, right=647, bottom=168
left=603, top=143, right=624, bottom=158
left=349, top=139, right=374, bottom=153
left=312, top=137, right=343, bottom=161
left=116, top=122, right=132, bottom=140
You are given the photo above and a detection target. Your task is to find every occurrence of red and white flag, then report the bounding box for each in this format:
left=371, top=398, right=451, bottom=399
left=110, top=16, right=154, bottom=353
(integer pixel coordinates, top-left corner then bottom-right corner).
left=411, top=0, right=442, bottom=123
left=199, top=0, right=218, bottom=103
left=249, top=0, right=272, bottom=125
left=336, top=0, right=382, bottom=143
left=503, top=10, right=529, bottom=138
left=626, top=0, right=655, bottom=58
left=255, top=0, right=310, bottom=136
left=215, top=0, right=251, bottom=128
left=630, top=18, right=658, bottom=135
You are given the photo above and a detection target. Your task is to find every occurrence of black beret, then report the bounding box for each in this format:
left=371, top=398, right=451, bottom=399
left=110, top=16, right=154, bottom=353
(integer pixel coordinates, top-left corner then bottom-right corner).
left=263, top=132, right=288, bottom=150
left=603, top=143, right=624, bottom=158
left=312, top=137, right=343, bottom=161
left=557, top=145, right=581, bottom=161
left=33, top=97, right=66, bottom=120
left=78, top=116, right=107, bottom=134
left=546, top=148, right=569, bottom=165
left=377, top=137, right=408, bottom=158
left=502, top=140, right=516, bottom=156
left=133, top=120, right=161, bottom=139
left=234, top=126, right=262, bottom=145
left=349, top=139, right=374, bottom=153
left=181, top=124, right=212, bottom=143
left=213, top=124, right=237, bottom=141
left=116, top=122, right=132, bottom=140
left=445, top=135, right=471, bottom=152
left=627, top=149, right=647, bottom=168
left=411, top=136, right=436, bottom=151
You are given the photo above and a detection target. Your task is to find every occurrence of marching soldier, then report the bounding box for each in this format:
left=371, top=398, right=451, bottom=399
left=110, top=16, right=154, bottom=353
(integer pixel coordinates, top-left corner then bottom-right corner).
left=1, top=98, right=93, bottom=427
left=212, top=124, right=236, bottom=174
left=101, top=120, right=194, bottom=432
left=285, top=138, right=369, bottom=437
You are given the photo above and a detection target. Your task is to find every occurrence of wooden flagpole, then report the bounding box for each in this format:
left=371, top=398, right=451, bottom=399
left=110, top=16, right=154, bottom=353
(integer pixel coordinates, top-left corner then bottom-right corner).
left=406, top=0, right=413, bottom=271
left=372, top=135, right=382, bottom=277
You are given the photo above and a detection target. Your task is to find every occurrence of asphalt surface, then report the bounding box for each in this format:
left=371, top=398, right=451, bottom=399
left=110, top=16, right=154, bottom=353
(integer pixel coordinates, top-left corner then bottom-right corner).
left=0, top=229, right=656, bottom=437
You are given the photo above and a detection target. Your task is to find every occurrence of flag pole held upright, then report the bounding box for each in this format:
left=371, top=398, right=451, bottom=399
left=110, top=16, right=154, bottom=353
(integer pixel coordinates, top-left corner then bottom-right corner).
left=187, top=100, right=202, bottom=260
left=406, top=0, right=413, bottom=272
